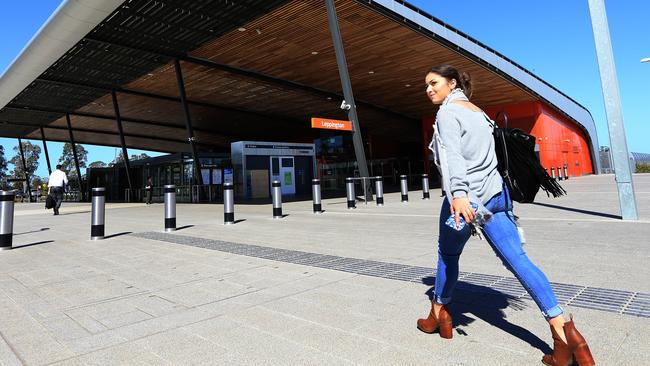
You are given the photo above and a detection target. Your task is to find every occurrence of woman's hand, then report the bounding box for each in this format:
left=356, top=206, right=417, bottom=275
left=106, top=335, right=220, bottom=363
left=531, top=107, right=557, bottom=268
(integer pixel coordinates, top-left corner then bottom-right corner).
left=450, top=197, right=475, bottom=228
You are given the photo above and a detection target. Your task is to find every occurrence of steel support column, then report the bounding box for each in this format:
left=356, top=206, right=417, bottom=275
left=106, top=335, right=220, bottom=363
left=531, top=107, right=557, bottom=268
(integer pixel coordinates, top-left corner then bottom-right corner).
left=40, top=126, right=52, bottom=175
left=17, top=138, right=33, bottom=202
left=588, top=0, right=638, bottom=220
left=110, top=90, right=134, bottom=199
left=65, top=114, right=85, bottom=201
left=173, top=58, right=204, bottom=186
left=325, top=0, right=371, bottom=201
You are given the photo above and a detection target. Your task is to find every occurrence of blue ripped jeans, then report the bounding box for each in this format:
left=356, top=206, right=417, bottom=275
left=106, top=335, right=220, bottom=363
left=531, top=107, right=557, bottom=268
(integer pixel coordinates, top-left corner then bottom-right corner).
left=434, top=187, right=563, bottom=320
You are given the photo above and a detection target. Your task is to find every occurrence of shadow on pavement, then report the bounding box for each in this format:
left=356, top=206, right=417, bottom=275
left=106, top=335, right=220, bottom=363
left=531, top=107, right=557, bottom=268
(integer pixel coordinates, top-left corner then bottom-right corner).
left=103, top=232, right=133, bottom=239
left=532, top=202, right=621, bottom=220
left=326, top=201, right=350, bottom=206
left=422, top=276, right=552, bottom=354
left=57, top=211, right=90, bottom=216
left=13, top=240, right=54, bottom=249
left=176, top=225, right=195, bottom=231
left=14, top=227, right=50, bottom=236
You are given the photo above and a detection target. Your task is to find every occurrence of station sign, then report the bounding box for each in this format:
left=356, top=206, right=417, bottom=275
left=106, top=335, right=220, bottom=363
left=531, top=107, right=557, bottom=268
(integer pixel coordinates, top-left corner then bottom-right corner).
left=311, top=117, right=353, bottom=131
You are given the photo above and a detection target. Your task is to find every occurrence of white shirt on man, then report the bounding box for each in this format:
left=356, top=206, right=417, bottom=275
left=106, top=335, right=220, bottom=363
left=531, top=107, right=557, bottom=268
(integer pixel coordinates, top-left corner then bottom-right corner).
left=48, top=169, right=68, bottom=188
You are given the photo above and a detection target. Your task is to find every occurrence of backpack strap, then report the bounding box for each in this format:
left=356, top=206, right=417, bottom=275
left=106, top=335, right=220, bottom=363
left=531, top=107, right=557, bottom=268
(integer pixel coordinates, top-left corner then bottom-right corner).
left=495, top=111, right=509, bottom=129
left=482, top=112, right=510, bottom=179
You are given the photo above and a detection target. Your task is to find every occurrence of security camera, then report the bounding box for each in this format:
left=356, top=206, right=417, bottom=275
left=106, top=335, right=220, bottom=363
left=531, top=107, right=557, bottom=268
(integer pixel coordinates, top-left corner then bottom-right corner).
left=340, top=100, right=351, bottom=111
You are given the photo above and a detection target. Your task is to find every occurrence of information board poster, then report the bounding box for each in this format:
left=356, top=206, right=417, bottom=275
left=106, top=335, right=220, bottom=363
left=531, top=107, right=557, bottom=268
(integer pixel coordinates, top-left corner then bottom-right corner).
left=223, top=168, right=233, bottom=184
left=212, top=169, right=222, bottom=185
left=201, top=169, right=210, bottom=185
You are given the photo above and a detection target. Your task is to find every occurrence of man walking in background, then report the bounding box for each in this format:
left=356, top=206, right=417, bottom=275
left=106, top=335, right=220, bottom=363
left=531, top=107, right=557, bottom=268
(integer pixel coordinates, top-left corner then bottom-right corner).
left=48, top=164, right=68, bottom=215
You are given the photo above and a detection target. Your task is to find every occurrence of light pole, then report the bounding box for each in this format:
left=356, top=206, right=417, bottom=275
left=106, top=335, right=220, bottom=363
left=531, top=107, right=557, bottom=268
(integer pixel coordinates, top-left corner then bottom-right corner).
left=587, top=0, right=638, bottom=220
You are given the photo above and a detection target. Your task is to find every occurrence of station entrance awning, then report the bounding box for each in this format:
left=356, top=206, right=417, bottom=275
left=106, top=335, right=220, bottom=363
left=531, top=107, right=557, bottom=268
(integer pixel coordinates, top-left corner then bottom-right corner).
left=0, top=0, right=596, bottom=170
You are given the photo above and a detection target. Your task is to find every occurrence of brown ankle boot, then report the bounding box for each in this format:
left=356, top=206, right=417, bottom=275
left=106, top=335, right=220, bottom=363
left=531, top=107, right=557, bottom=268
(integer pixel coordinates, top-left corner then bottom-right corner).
left=564, top=316, right=595, bottom=366
left=542, top=325, right=572, bottom=366
left=542, top=315, right=595, bottom=366
left=417, top=301, right=453, bottom=339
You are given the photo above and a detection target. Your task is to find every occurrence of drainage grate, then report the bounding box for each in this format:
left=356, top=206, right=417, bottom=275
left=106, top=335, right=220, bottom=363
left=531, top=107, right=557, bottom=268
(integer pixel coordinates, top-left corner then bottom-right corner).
left=131, top=232, right=650, bottom=318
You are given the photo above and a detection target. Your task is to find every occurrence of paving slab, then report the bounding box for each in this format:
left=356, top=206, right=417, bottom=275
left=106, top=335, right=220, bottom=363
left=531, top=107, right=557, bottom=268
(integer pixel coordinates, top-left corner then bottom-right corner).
left=0, top=174, right=648, bottom=365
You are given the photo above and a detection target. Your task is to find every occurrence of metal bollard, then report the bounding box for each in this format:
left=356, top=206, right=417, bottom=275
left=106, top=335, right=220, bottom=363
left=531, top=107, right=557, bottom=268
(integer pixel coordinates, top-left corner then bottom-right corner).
left=550, top=167, right=556, bottom=180
left=90, top=187, right=105, bottom=240
left=375, top=176, right=384, bottom=206
left=563, top=163, right=569, bottom=180
left=272, top=180, right=283, bottom=218
left=224, top=183, right=235, bottom=224
left=0, top=191, right=15, bottom=250
left=400, top=175, right=409, bottom=202
left=312, top=179, right=322, bottom=214
left=422, top=174, right=430, bottom=200
left=345, top=177, right=356, bottom=209
left=557, top=166, right=563, bottom=180
left=164, top=185, right=176, bottom=232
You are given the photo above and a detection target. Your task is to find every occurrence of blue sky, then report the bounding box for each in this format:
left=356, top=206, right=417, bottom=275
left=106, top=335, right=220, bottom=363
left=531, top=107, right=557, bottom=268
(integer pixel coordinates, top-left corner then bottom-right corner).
left=1, top=0, right=648, bottom=178
left=408, top=0, right=649, bottom=153
left=0, top=1, right=162, bottom=178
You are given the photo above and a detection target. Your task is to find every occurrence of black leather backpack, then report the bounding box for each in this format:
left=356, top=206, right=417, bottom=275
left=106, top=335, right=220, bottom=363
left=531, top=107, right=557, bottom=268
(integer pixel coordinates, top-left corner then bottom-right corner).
left=487, top=112, right=566, bottom=203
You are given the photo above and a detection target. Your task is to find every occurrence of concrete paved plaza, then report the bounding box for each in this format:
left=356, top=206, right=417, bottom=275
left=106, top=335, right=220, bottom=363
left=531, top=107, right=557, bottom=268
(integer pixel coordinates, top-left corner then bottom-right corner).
left=1, top=174, right=649, bottom=365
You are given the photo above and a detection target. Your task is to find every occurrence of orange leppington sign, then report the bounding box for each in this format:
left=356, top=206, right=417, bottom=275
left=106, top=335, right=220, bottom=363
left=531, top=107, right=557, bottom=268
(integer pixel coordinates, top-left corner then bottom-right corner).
left=311, top=117, right=353, bottom=131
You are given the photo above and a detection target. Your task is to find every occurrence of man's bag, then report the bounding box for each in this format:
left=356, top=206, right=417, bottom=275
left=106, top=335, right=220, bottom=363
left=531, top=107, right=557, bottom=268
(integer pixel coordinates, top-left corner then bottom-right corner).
left=488, top=113, right=566, bottom=203
left=45, top=194, right=55, bottom=209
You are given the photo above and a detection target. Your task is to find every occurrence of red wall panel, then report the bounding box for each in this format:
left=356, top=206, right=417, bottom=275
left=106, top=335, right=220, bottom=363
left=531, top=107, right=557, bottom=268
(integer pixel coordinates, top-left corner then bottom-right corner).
left=421, top=101, right=593, bottom=177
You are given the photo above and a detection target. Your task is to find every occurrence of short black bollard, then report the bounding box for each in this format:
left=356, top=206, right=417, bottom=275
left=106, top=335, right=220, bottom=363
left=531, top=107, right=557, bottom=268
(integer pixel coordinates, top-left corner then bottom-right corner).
left=346, top=177, right=356, bottom=209
left=91, top=187, right=105, bottom=240
left=563, top=163, right=569, bottom=180
left=375, top=176, right=384, bottom=206
left=164, top=185, right=176, bottom=232
left=312, top=179, right=322, bottom=214
left=400, top=175, right=409, bottom=202
left=224, top=183, right=235, bottom=224
left=272, top=180, right=283, bottom=218
left=557, top=166, right=563, bottom=181
left=551, top=167, right=556, bottom=180
left=422, top=174, right=430, bottom=200
left=0, top=191, right=15, bottom=251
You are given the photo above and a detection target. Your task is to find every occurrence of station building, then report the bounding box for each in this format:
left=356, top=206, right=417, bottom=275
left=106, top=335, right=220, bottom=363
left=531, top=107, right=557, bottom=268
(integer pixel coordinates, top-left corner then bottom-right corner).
left=0, top=0, right=599, bottom=201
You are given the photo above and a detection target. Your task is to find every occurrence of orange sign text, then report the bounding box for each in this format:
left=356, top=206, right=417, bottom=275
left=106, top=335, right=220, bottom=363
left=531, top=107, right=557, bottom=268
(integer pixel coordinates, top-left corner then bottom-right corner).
left=311, top=117, right=353, bottom=131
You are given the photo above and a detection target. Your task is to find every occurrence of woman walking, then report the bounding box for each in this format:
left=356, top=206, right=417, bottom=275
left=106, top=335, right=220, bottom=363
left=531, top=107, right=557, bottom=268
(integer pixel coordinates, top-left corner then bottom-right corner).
left=417, top=64, right=594, bottom=366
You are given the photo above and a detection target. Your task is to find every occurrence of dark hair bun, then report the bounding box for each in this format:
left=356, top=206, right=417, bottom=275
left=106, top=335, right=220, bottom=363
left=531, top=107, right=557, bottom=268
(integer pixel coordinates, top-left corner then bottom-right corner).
left=427, top=65, right=474, bottom=98
left=459, top=72, right=473, bottom=98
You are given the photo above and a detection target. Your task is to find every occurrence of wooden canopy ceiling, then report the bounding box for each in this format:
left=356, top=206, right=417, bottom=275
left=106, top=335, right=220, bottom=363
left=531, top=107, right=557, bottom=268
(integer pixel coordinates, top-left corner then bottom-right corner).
left=2, top=0, right=537, bottom=153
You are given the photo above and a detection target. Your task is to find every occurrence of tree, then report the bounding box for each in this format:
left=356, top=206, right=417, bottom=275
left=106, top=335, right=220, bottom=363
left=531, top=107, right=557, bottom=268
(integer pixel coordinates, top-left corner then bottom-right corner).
left=109, top=152, right=125, bottom=167
left=109, top=152, right=150, bottom=166
left=8, top=141, right=41, bottom=191
left=0, top=145, right=7, bottom=189
left=58, top=143, right=88, bottom=190
left=58, top=143, right=88, bottom=173
left=31, top=176, right=46, bottom=191
left=88, top=161, right=107, bottom=168
left=131, top=153, right=150, bottom=161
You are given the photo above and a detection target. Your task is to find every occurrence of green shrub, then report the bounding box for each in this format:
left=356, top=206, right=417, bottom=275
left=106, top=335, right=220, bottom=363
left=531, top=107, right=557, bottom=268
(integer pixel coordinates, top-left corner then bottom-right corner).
left=636, top=163, right=650, bottom=173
